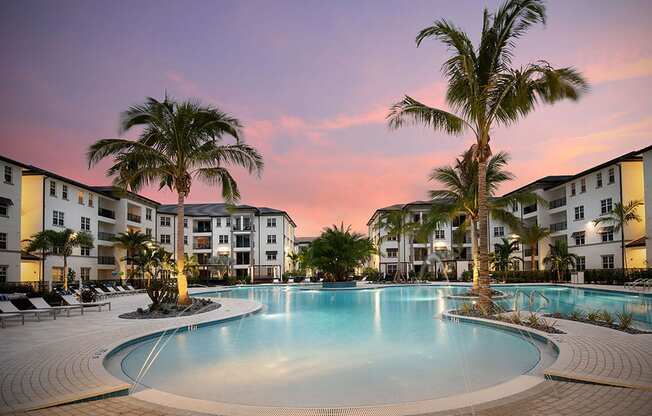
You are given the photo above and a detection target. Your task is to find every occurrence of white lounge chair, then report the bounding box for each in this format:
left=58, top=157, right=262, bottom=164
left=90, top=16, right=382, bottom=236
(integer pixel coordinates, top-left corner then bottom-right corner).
left=126, top=284, right=144, bottom=293
left=28, top=297, right=84, bottom=316
left=624, top=278, right=644, bottom=288
left=0, top=313, right=25, bottom=328
left=115, top=286, right=128, bottom=294
left=0, top=301, right=56, bottom=320
left=272, top=278, right=280, bottom=284
left=62, top=295, right=111, bottom=311
left=287, top=277, right=294, bottom=284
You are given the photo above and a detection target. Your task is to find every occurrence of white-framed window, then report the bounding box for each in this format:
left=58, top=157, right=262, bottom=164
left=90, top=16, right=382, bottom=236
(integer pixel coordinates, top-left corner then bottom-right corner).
left=145, top=208, right=152, bottom=221
left=3, top=166, right=12, bottom=184
left=53, top=210, right=64, bottom=226
left=219, top=235, right=229, bottom=244
left=574, top=232, right=585, bottom=246
left=0, top=233, right=6, bottom=250
left=267, top=235, right=277, bottom=244
left=0, top=204, right=7, bottom=217
left=574, top=206, right=584, bottom=221
left=266, top=266, right=275, bottom=276
left=602, top=254, right=615, bottom=269
left=80, top=267, right=91, bottom=281
left=183, top=218, right=188, bottom=228
left=570, top=183, right=576, bottom=196
left=215, top=218, right=222, bottom=227
left=386, top=235, right=397, bottom=241
left=576, top=256, right=585, bottom=272
left=386, top=264, right=398, bottom=275
left=160, top=234, right=171, bottom=244
left=434, top=230, right=445, bottom=239
left=49, top=181, right=56, bottom=197
left=160, top=216, right=171, bottom=227
left=596, top=172, right=603, bottom=188
left=601, top=228, right=614, bottom=242
left=62, top=185, right=68, bottom=200
left=386, top=248, right=398, bottom=258
left=80, top=216, right=91, bottom=231
left=266, top=251, right=277, bottom=261
left=88, top=194, right=93, bottom=207
left=183, top=235, right=188, bottom=245
left=77, top=191, right=84, bottom=205
left=80, top=246, right=90, bottom=256
left=493, top=226, right=505, bottom=237
left=608, top=167, right=615, bottom=184
left=225, top=217, right=231, bottom=227
left=145, top=228, right=152, bottom=237
left=512, top=201, right=518, bottom=212
left=267, top=218, right=277, bottom=227
left=0, top=265, right=7, bottom=282
left=600, top=198, right=613, bottom=215
left=580, top=178, right=586, bottom=193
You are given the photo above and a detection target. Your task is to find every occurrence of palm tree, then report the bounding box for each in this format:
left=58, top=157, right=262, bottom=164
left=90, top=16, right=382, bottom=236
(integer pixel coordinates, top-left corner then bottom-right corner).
left=491, top=238, right=522, bottom=271
left=183, top=253, right=200, bottom=280
left=593, top=199, right=644, bottom=274
left=23, top=230, right=57, bottom=290
left=387, top=0, right=588, bottom=308
left=288, top=252, right=301, bottom=273
left=136, top=245, right=175, bottom=284
left=308, top=224, right=375, bottom=282
left=517, top=224, right=551, bottom=271
left=88, top=96, right=263, bottom=304
left=374, top=210, right=419, bottom=281
left=112, top=230, right=151, bottom=281
left=543, top=240, right=578, bottom=281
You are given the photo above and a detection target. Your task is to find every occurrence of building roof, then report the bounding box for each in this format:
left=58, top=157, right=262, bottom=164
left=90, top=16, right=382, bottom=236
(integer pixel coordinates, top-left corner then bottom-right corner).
left=157, top=203, right=296, bottom=226
left=295, top=236, right=317, bottom=244
left=0, top=155, right=31, bottom=170
left=625, top=236, right=646, bottom=248
left=90, top=186, right=160, bottom=207
left=501, top=175, right=574, bottom=197
left=22, top=166, right=120, bottom=200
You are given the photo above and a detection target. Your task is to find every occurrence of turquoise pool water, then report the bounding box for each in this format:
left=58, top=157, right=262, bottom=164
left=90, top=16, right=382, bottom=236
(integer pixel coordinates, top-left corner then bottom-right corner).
left=109, top=285, right=567, bottom=407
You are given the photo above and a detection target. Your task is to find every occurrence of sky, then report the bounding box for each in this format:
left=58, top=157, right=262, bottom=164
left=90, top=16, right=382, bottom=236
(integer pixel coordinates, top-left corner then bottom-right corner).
left=1, top=0, right=651, bottom=236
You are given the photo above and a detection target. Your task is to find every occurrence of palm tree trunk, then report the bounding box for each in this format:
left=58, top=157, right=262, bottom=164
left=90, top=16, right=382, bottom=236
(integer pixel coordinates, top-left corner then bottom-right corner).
left=531, top=244, right=536, bottom=271
left=477, top=158, right=491, bottom=310
left=396, top=234, right=401, bottom=282
left=176, top=194, right=190, bottom=304
left=63, top=256, right=68, bottom=291
left=471, top=219, right=479, bottom=292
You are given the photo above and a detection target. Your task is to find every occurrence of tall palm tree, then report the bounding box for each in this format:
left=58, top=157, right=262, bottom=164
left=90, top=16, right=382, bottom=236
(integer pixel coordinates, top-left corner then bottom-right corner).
left=517, top=224, right=550, bottom=271
left=112, top=230, right=151, bottom=281
left=491, top=237, right=522, bottom=271
left=593, top=199, right=643, bottom=273
left=88, top=96, right=263, bottom=304
left=543, top=240, right=578, bottom=281
left=374, top=210, right=419, bottom=281
left=23, top=231, right=57, bottom=289
left=387, top=0, right=588, bottom=308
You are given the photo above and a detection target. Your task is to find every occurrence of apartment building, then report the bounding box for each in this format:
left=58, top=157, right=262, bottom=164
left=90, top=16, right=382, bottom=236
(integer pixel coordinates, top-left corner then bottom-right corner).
left=0, top=156, right=30, bottom=283
left=156, top=204, right=296, bottom=282
left=368, top=144, right=651, bottom=277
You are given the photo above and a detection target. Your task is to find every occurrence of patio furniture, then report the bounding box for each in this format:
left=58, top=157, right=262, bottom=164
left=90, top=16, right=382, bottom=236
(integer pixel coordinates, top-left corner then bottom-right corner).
left=0, top=313, right=25, bottom=328
left=0, top=301, right=56, bottom=321
left=126, top=285, right=145, bottom=293
left=62, top=295, right=111, bottom=311
left=28, top=297, right=84, bottom=316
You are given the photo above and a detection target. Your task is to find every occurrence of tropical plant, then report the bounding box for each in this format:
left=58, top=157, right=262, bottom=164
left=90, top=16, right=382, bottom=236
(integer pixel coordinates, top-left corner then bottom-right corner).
left=387, top=0, right=588, bottom=308
left=599, top=309, right=614, bottom=326
left=183, top=253, right=200, bottom=279
left=87, top=95, right=263, bottom=304
left=135, top=245, right=175, bottom=285
left=491, top=238, right=522, bottom=271
left=112, top=230, right=151, bottom=280
left=543, top=240, right=578, bottom=281
left=308, top=224, right=375, bottom=281
left=593, top=200, right=644, bottom=273
left=374, top=210, right=419, bottom=280
left=288, top=252, right=301, bottom=272
left=23, top=231, right=57, bottom=287
left=517, top=224, right=551, bottom=271
left=616, top=311, right=633, bottom=330
left=208, top=255, right=234, bottom=279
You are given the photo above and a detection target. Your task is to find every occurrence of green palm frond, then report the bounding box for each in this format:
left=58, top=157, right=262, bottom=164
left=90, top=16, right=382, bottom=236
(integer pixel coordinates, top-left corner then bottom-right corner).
left=387, top=96, right=468, bottom=135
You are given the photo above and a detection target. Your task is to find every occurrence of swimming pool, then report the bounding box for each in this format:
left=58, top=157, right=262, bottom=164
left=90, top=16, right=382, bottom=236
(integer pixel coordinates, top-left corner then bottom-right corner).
left=108, top=285, right=567, bottom=408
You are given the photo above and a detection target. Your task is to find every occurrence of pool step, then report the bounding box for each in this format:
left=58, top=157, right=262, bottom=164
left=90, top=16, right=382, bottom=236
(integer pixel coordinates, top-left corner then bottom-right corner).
left=16, top=384, right=130, bottom=412
left=544, top=370, right=652, bottom=391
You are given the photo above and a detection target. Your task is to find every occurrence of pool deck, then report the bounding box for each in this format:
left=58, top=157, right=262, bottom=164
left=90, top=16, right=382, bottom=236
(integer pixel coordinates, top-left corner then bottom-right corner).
left=1, top=285, right=651, bottom=416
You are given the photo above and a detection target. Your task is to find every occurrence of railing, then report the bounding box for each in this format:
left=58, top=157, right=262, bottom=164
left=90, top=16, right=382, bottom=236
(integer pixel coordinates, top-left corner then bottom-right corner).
left=98, top=207, right=115, bottom=219
left=97, top=256, right=115, bottom=265
left=127, top=213, right=141, bottom=223
left=550, top=221, right=567, bottom=232
left=232, top=224, right=253, bottom=232
left=193, top=226, right=212, bottom=233
left=549, top=197, right=567, bottom=209
left=97, top=232, right=115, bottom=241
left=193, top=244, right=212, bottom=250
left=523, top=203, right=537, bottom=214
left=523, top=248, right=538, bottom=257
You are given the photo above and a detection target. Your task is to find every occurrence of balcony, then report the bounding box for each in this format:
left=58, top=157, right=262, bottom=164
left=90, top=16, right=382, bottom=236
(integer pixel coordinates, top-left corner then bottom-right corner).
left=127, top=213, right=141, bottom=223
left=97, top=232, right=115, bottom=241
left=97, top=256, right=115, bottom=265
left=550, top=221, right=567, bottom=233
left=523, top=203, right=537, bottom=215
left=523, top=248, right=537, bottom=257
left=232, top=223, right=253, bottom=232
left=98, top=208, right=115, bottom=219
left=193, top=243, right=212, bottom=250
left=193, top=226, right=212, bottom=233
left=549, top=197, right=566, bottom=209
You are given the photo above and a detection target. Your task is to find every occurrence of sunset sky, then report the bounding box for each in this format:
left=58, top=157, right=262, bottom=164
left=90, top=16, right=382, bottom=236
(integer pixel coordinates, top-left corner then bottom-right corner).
left=1, top=0, right=651, bottom=236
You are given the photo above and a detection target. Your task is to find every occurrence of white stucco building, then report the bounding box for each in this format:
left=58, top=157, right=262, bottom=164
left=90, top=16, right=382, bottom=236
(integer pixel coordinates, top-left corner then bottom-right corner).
left=0, top=156, right=29, bottom=284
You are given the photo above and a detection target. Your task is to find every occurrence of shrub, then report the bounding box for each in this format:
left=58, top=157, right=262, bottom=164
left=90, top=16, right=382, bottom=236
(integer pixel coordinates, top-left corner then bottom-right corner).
left=491, top=270, right=558, bottom=283
left=616, top=311, right=633, bottom=330
left=361, top=267, right=381, bottom=281
left=459, top=302, right=475, bottom=315
left=147, top=278, right=178, bottom=310
left=224, top=275, right=238, bottom=286
left=526, top=313, right=540, bottom=327
left=586, top=310, right=601, bottom=322
left=599, top=310, right=614, bottom=326
left=460, top=270, right=472, bottom=282
left=569, top=309, right=583, bottom=321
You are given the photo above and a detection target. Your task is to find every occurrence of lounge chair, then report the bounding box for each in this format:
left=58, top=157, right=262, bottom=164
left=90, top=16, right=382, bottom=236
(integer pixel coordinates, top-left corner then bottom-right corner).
left=625, top=278, right=645, bottom=288
left=94, top=287, right=108, bottom=298
left=0, top=301, right=56, bottom=320
left=126, top=284, right=144, bottom=293
left=28, top=297, right=84, bottom=316
left=105, top=286, right=124, bottom=296
left=0, top=313, right=25, bottom=328
left=115, top=286, right=128, bottom=294
left=272, top=278, right=280, bottom=284
left=62, top=295, right=111, bottom=311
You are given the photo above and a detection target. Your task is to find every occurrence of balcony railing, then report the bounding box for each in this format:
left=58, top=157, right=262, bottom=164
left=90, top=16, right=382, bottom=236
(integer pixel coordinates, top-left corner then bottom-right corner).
left=549, top=197, right=567, bottom=209
left=97, top=256, right=115, bottom=265
left=98, top=207, right=115, bottom=219
left=193, top=226, right=212, bottom=233
left=97, top=232, right=115, bottom=241
left=127, top=213, right=141, bottom=223
left=193, top=244, right=212, bottom=250
left=523, top=248, right=538, bottom=257
left=232, top=224, right=253, bottom=232
left=523, top=204, right=537, bottom=214
left=550, top=221, right=567, bottom=232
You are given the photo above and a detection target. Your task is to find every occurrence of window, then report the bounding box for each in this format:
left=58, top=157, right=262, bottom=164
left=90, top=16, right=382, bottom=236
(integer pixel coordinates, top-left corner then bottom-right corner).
left=160, top=216, right=171, bottom=227
left=49, top=181, right=56, bottom=196
left=183, top=218, right=188, bottom=228
left=53, top=210, right=64, bottom=226
left=266, top=266, right=275, bottom=277
left=78, top=191, right=84, bottom=205
left=266, top=251, right=277, bottom=261
left=183, top=235, right=188, bottom=245
left=596, top=172, right=603, bottom=188
left=145, top=228, right=152, bottom=237
left=193, top=236, right=211, bottom=249
left=145, top=208, right=152, bottom=221
left=386, top=235, right=397, bottom=241
left=80, top=216, right=90, bottom=231
left=434, top=230, right=445, bottom=239
left=574, top=232, right=585, bottom=246
left=3, top=166, right=12, bottom=184
left=386, top=248, right=398, bottom=258
left=570, top=183, right=576, bottom=196
left=235, top=251, right=250, bottom=265
left=0, top=233, right=6, bottom=250
left=601, top=228, right=614, bottom=242
left=62, top=185, right=68, bottom=200
left=80, top=267, right=90, bottom=281
left=219, top=235, right=229, bottom=244
left=160, top=234, right=170, bottom=244
left=576, top=256, right=586, bottom=272
left=0, top=205, right=7, bottom=217
left=267, top=218, right=277, bottom=227
left=225, top=217, right=231, bottom=227
left=600, top=198, right=613, bottom=215
left=512, top=201, right=518, bottom=212
left=602, top=254, right=615, bottom=269
left=574, top=206, right=584, bottom=221
left=608, top=167, right=615, bottom=184
left=215, top=218, right=222, bottom=227
left=80, top=246, right=90, bottom=256
left=88, top=194, right=93, bottom=207
left=52, top=267, right=64, bottom=282
left=493, top=226, right=505, bottom=237
left=0, top=265, right=7, bottom=282
left=580, top=178, right=586, bottom=193
left=236, top=234, right=250, bottom=248
left=267, top=235, right=277, bottom=244
left=386, top=264, right=398, bottom=275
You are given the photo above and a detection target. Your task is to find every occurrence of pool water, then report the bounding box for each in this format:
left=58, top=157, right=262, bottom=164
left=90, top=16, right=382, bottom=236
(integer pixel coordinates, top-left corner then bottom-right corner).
left=110, top=285, right=565, bottom=407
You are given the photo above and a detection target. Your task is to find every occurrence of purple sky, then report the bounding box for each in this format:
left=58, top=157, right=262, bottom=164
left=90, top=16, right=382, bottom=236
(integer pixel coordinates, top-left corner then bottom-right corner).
left=1, top=0, right=651, bottom=235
